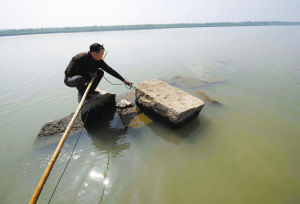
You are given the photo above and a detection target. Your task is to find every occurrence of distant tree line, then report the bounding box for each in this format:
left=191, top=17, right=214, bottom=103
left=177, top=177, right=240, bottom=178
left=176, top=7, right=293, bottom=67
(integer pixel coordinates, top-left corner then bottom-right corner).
left=0, top=21, right=299, bottom=37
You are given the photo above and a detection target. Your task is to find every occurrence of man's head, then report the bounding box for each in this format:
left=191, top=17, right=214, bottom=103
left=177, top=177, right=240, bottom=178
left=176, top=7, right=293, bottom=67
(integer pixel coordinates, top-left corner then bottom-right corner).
left=90, top=43, right=105, bottom=61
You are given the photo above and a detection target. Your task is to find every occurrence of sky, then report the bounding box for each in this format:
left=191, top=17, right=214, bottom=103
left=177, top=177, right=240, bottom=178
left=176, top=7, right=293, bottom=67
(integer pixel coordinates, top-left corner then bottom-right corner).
left=0, top=0, right=299, bottom=29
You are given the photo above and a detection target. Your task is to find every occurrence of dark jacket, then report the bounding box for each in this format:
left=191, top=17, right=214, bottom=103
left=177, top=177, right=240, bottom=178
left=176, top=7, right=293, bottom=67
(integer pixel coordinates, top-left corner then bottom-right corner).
left=65, top=52, right=125, bottom=82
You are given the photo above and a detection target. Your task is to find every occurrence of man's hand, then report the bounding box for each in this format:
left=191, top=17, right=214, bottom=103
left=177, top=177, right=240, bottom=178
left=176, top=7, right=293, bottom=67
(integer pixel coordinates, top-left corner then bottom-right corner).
left=124, top=80, right=133, bottom=86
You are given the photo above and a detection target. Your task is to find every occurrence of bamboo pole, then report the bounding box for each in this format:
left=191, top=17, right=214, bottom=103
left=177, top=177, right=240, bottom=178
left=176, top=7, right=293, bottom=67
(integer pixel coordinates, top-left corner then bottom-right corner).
left=30, top=51, right=108, bottom=204
left=29, top=77, right=95, bottom=204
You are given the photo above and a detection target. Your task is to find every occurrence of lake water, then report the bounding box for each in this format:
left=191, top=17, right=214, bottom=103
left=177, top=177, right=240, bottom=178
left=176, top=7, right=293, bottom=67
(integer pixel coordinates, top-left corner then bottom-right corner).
left=0, top=26, right=300, bottom=204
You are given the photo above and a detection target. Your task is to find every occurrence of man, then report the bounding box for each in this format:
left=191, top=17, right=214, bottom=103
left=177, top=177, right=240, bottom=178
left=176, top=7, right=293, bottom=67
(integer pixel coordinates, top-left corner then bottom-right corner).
left=64, top=43, right=132, bottom=100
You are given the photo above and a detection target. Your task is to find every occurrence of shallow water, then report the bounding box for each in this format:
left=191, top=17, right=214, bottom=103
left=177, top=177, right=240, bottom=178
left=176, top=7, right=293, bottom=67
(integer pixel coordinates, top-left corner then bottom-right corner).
left=0, top=26, right=300, bottom=203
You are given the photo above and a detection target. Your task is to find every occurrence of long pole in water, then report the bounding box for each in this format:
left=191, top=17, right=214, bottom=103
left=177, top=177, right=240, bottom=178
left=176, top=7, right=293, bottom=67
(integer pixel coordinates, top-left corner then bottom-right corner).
left=29, top=52, right=108, bottom=204
left=29, top=77, right=95, bottom=204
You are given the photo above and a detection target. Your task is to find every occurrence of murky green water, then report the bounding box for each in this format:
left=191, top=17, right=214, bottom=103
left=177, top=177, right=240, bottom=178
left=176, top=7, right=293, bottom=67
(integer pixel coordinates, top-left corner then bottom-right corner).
left=0, top=26, right=300, bottom=204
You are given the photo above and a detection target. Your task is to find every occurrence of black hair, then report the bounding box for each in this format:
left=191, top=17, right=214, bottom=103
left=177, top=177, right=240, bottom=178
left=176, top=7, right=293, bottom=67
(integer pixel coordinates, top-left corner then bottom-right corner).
left=89, top=43, right=105, bottom=53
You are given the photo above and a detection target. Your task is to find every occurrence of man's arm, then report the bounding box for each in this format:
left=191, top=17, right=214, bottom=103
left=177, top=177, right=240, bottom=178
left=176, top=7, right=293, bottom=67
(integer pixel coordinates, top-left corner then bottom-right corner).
left=98, top=60, right=125, bottom=82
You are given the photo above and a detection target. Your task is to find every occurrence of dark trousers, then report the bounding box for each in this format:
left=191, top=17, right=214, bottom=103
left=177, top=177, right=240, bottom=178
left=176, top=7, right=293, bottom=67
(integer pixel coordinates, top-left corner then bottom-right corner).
left=64, top=69, right=104, bottom=95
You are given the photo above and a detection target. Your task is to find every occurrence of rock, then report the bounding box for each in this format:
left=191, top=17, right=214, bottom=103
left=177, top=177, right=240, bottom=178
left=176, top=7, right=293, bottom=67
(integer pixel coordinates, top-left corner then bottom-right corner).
left=188, top=67, right=225, bottom=84
left=135, top=79, right=205, bottom=127
left=38, top=112, right=83, bottom=137
left=37, top=90, right=151, bottom=137
left=117, top=106, right=152, bottom=128
left=38, top=89, right=116, bottom=137
left=195, top=90, right=222, bottom=105
left=165, top=75, right=205, bottom=88
left=116, top=91, right=152, bottom=128
left=81, top=88, right=116, bottom=116
left=165, top=74, right=225, bottom=88
left=128, top=112, right=153, bottom=128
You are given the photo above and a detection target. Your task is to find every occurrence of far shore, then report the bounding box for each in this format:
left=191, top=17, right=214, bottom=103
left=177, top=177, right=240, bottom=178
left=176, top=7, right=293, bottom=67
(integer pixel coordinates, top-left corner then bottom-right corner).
left=1, top=21, right=300, bottom=37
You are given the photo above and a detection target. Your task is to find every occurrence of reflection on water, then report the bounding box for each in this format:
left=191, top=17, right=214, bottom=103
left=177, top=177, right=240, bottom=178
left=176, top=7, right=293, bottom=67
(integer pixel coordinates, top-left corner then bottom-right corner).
left=98, top=152, right=110, bottom=204
left=148, top=115, right=209, bottom=145
left=85, top=107, right=131, bottom=158
left=84, top=107, right=129, bottom=203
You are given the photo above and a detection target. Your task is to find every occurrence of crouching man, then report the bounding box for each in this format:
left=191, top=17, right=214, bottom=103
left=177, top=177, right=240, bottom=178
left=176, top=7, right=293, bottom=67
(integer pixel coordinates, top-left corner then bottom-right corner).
left=64, top=43, right=132, bottom=100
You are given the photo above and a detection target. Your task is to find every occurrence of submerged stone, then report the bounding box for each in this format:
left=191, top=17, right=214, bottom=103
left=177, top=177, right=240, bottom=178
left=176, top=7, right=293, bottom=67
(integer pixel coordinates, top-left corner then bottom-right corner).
left=116, top=92, right=152, bottom=128
left=135, top=79, right=205, bottom=127
left=37, top=89, right=150, bottom=137
left=38, top=113, right=83, bottom=137
left=166, top=74, right=225, bottom=88
left=128, top=112, right=153, bottom=128
left=195, top=90, right=222, bottom=105
left=38, top=88, right=116, bottom=137
left=163, top=74, right=225, bottom=88
left=166, top=75, right=205, bottom=87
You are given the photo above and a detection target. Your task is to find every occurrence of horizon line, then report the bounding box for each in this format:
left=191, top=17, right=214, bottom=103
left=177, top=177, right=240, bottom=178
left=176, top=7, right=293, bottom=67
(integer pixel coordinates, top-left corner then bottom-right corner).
left=1, top=21, right=299, bottom=37
left=1, top=21, right=300, bottom=31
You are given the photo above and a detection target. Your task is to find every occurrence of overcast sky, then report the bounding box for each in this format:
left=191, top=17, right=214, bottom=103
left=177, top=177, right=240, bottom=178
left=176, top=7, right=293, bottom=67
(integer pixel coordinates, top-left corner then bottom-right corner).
left=1, top=0, right=299, bottom=29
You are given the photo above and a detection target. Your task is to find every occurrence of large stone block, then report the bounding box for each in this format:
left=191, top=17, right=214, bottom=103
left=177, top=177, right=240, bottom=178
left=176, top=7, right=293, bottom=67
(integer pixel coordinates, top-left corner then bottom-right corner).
left=135, top=79, right=205, bottom=126
left=37, top=88, right=116, bottom=137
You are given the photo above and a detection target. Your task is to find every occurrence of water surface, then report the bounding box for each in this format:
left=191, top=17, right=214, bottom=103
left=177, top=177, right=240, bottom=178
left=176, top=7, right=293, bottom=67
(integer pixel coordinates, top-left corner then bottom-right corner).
left=0, top=26, right=300, bottom=203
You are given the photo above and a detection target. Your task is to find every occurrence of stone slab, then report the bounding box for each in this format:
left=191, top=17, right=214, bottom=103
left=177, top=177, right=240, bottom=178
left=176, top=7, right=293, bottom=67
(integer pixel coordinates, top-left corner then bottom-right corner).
left=135, top=79, right=205, bottom=126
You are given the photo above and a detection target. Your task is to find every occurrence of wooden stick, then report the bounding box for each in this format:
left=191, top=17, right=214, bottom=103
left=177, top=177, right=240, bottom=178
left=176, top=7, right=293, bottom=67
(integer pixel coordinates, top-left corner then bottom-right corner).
left=29, top=77, right=95, bottom=204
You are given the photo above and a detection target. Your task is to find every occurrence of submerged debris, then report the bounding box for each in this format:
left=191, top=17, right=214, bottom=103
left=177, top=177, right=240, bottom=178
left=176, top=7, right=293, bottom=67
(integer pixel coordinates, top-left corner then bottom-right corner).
left=116, top=91, right=152, bottom=128
left=165, top=74, right=225, bottom=88
left=166, top=75, right=205, bottom=87
left=118, top=107, right=153, bottom=128
left=116, top=99, right=133, bottom=108
left=195, top=90, right=222, bottom=105
left=128, top=112, right=153, bottom=128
